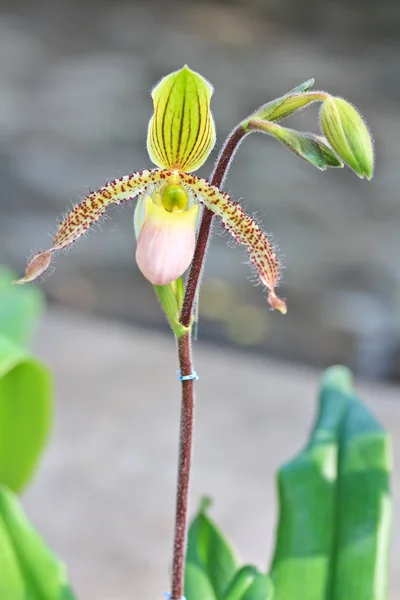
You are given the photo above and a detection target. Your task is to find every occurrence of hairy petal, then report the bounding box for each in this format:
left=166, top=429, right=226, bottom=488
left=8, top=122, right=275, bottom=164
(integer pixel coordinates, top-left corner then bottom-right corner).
left=16, top=169, right=169, bottom=283
left=179, top=173, right=287, bottom=313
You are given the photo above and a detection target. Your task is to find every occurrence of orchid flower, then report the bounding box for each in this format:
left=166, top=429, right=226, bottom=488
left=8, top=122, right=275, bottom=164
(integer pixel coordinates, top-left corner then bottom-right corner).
left=17, top=66, right=286, bottom=313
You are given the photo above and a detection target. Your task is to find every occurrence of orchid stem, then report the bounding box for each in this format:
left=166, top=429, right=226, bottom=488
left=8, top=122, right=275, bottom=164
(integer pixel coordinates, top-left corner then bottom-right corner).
left=180, top=124, right=248, bottom=328
left=170, top=124, right=247, bottom=600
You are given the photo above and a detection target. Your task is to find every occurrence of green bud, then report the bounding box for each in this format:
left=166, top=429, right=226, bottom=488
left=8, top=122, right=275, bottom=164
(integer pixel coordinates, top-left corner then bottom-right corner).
left=247, top=120, right=343, bottom=170
left=243, top=79, right=328, bottom=126
left=320, top=97, right=374, bottom=179
left=154, top=278, right=190, bottom=338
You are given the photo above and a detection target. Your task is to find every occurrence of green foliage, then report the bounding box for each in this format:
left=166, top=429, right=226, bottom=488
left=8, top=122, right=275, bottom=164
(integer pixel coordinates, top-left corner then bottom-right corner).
left=270, top=366, right=392, bottom=600
left=185, top=562, right=217, bottom=600
left=0, top=486, right=77, bottom=600
left=0, top=334, right=52, bottom=493
left=224, top=567, right=274, bottom=600
left=185, top=499, right=274, bottom=600
left=0, top=269, right=52, bottom=493
left=186, top=497, right=240, bottom=600
left=0, top=269, right=76, bottom=597
left=0, top=268, right=45, bottom=347
left=186, top=366, right=392, bottom=600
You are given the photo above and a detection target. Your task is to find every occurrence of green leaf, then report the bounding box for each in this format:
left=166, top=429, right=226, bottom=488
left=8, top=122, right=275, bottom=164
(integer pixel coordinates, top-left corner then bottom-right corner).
left=186, top=498, right=239, bottom=600
left=185, top=562, right=217, bottom=600
left=0, top=333, right=52, bottom=492
left=0, top=486, right=77, bottom=600
left=270, top=365, right=392, bottom=600
left=224, top=566, right=274, bottom=600
left=270, top=367, right=351, bottom=600
left=330, top=399, right=392, bottom=600
left=240, top=572, right=274, bottom=600
left=0, top=268, right=45, bottom=347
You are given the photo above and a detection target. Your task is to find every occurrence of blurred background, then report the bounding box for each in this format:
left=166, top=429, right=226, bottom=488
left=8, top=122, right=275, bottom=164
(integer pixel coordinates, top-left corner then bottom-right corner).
left=1, top=0, right=400, bottom=379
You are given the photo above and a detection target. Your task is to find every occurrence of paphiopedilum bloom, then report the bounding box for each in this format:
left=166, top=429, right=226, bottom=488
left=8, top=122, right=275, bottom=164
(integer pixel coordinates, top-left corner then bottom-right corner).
left=17, top=66, right=286, bottom=314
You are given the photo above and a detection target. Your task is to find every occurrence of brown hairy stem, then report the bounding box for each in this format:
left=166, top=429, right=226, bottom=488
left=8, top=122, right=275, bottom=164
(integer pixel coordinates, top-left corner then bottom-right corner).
left=170, top=124, right=247, bottom=600
left=180, top=125, right=248, bottom=328
left=170, top=333, right=195, bottom=600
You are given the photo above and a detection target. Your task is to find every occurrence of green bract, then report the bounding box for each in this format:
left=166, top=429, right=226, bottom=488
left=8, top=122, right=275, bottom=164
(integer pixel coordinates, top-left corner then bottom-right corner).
left=248, top=120, right=344, bottom=170
left=320, top=97, right=374, bottom=179
left=154, top=278, right=190, bottom=338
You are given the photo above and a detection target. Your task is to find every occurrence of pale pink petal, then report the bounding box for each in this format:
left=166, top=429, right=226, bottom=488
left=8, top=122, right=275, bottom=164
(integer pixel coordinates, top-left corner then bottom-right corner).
left=136, top=199, right=198, bottom=286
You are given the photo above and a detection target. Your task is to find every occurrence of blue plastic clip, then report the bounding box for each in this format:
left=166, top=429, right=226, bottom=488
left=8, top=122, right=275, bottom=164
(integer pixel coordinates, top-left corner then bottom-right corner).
left=176, top=369, right=199, bottom=381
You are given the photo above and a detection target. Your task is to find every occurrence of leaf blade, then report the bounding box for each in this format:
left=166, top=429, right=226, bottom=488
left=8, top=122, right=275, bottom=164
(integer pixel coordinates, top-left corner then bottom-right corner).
left=0, top=487, right=77, bottom=600
left=224, top=566, right=274, bottom=600
left=185, top=562, right=217, bottom=600
left=331, top=399, right=392, bottom=600
left=187, top=499, right=240, bottom=600
left=270, top=367, right=352, bottom=600
left=0, top=333, right=52, bottom=492
left=0, top=268, right=45, bottom=347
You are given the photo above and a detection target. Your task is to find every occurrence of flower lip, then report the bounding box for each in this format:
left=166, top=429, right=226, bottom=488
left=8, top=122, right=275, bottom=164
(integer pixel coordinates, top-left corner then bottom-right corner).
left=135, top=196, right=198, bottom=286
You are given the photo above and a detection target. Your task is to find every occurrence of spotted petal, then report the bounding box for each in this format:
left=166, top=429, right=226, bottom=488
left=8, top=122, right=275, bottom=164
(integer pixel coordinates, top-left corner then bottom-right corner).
left=16, top=169, right=168, bottom=283
left=179, top=173, right=287, bottom=313
left=147, top=66, right=216, bottom=173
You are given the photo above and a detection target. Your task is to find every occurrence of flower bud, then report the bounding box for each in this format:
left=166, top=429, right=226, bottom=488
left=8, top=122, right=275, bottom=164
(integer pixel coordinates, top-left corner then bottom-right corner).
left=320, top=97, right=374, bottom=179
left=245, top=79, right=317, bottom=125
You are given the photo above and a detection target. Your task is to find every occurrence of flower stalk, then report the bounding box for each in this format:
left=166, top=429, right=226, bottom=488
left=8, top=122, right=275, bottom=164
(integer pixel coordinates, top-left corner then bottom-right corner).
left=180, top=124, right=248, bottom=328
left=171, top=124, right=249, bottom=599
left=171, top=333, right=195, bottom=600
